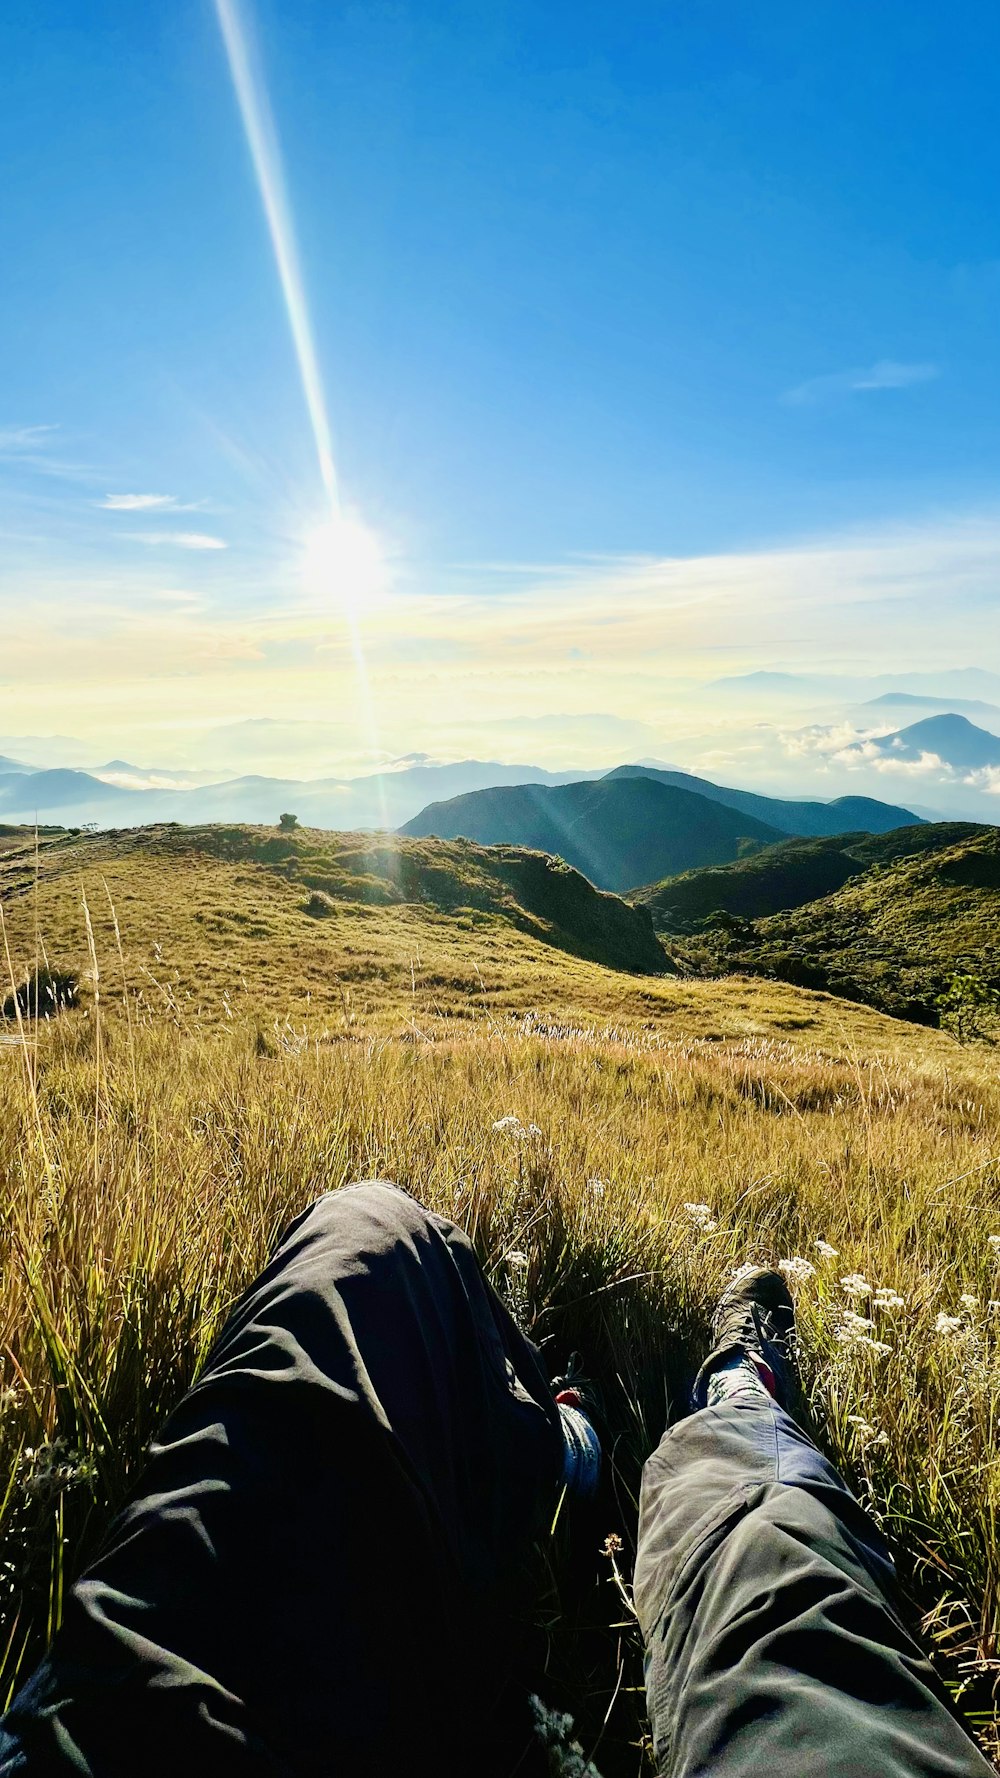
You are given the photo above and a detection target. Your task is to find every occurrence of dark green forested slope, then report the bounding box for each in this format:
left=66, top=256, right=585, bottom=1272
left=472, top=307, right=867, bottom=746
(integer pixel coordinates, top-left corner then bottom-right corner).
left=654, top=826, right=1000, bottom=1022
left=634, top=824, right=981, bottom=931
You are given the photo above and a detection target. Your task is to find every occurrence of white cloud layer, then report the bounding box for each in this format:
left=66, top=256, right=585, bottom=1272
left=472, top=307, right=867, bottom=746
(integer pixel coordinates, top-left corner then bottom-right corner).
left=3, top=503, right=1000, bottom=768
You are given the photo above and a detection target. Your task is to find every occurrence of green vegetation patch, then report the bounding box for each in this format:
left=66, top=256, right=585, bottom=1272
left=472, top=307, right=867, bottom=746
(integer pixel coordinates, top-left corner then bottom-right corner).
left=653, top=825, right=1000, bottom=1026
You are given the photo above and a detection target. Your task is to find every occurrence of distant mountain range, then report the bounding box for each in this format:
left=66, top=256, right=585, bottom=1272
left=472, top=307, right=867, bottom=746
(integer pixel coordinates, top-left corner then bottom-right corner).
left=707, top=669, right=1000, bottom=702
left=862, top=694, right=1000, bottom=721
left=0, top=757, right=586, bottom=830
left=602, top=764, right=915, bottom=837
left=5, top=711, right=996, bottom=846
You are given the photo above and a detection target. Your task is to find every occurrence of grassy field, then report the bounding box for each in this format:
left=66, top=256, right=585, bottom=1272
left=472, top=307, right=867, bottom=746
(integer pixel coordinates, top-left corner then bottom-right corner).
left=1, top=825, right=999, bottom=1768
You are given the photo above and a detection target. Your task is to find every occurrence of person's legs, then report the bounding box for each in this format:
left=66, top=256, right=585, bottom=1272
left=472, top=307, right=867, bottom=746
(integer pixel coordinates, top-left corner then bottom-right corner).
left=635, top=1274, right=993, bottom=1778
left=0, top=1182, right=564, bottom=1778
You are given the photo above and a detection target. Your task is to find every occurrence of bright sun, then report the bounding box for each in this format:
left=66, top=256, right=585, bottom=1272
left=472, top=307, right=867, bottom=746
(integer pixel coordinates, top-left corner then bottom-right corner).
left=302, top=512, right=386, bottom=615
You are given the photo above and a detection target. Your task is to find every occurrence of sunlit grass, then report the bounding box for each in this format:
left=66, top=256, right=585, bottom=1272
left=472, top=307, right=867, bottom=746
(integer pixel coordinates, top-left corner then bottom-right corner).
left=0, top=829, right=999, bottom=1767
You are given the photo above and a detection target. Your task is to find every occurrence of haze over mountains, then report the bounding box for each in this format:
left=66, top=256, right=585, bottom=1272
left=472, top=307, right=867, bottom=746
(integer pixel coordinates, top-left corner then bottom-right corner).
left=2, top=701, right=1000, bottom=834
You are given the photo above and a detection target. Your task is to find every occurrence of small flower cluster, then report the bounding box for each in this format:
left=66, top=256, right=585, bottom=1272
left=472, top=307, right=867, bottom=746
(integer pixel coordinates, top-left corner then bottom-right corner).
left=814, top=1239, right=839, bottom=1260
left=492, top=1115, right=543, bottom=1141
left=20, top=1440, right=98, bottom=1504
left=840, top=1273, right=872, bottom=1299
left=729, top=1261, right=759, bottom=1285
left=846, top=1414, right=890, bottom=1450
left=683, top=1202, right=718, bottom=1233
left=873, top=1288, right=906, bottom=1311
left=778, top=1256, right=816, bottom=1283
left=833, top=1306, right=892, bottom=1357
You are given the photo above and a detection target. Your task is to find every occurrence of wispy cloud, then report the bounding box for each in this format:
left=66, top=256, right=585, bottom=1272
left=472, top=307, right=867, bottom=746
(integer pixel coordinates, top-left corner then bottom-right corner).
left=0, top=423, right=60, bottom=456
left=782, top=360, right=940, bottom=406
left=101, top=493, right=181, bottom=512
left=129, top=531, right=228, bottom=551
left=0, top=421, right=97, bottom=484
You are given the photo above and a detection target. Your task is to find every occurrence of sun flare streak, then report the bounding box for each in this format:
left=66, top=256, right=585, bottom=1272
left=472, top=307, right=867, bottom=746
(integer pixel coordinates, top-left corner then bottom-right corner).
left=214, top=0, right=338, bottom=509
left=214, top=0, right=389, bottom=818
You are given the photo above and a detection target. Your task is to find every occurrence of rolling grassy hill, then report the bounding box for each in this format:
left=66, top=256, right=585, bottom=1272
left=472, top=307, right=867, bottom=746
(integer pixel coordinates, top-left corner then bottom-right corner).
left=401, top=775, right=787, bottom=890
left=659, top=825, right=1000, bottom=1024
left=2, top=822, right=1000, bottom=1763
left=603, top=762, right=920, bottom=836
left=0, top=822, right=938, bottom=1050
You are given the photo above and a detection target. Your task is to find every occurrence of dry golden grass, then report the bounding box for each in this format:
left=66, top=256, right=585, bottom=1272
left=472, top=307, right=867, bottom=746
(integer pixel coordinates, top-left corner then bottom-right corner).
left=1, top=826, right=999, bottom=1768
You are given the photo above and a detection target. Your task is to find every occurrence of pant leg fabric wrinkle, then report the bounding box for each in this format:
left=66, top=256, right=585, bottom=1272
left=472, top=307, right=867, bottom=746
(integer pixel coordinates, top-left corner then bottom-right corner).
left=636, top=1398, right=992, bottom=1778
left=0, top=1182, right=564, bottom=1778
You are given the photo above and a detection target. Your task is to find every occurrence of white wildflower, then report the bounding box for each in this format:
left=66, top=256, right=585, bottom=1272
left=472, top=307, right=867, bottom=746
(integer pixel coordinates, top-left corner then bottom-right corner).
left=959, top=1293, right=980, bottom=1311
left=778, top=1257, right=816, bottom=1282
left=20, top=1440, right=97, bottom=1504
left=988, top=1235, right=1000, bottom=1251
left=492, top=1115, right=543, bottom=1141
left=507, top=1250, right=529, bottom=1270
left=935, top=1312, right=963, bottom=1335
left=683, top=1202, right=718, bottom=1233
left=873, top=1288, right=906, bottom=1311
left=834, top=1311, right=891, bottom=1356
left=814, top=1240, right=839, bottom=1260
left=586, top=1178, right=606, bottom=1199
left=729, top=1262, right=759, bottom=1284
left=842, top=1309, right=875, bottom=1330
left=847, top=1415, right=889, bottom=1448
left=840, top=1273, right=872, bottom=1298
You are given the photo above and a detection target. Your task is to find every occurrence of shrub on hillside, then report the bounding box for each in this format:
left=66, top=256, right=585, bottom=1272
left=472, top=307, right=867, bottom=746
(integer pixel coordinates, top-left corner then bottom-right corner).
left=302, top=890, right=337, bottom=918
left=2, top=968, right=78, bottom=1021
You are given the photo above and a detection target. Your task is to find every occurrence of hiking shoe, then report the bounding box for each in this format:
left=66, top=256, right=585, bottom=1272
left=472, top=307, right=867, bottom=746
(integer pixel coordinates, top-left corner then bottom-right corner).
left=692, top=1268, right=796, bottom=1410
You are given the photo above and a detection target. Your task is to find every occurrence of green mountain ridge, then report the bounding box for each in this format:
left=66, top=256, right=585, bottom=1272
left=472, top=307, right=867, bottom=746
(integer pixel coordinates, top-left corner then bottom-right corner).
left=400, top=775, right=788, bottom=890
left=602, top=763, right=920, bottom=836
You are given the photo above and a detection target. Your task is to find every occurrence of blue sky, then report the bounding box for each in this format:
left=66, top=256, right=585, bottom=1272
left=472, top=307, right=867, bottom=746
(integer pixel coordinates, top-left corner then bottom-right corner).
left=3, top=0, right=1000, bottom=768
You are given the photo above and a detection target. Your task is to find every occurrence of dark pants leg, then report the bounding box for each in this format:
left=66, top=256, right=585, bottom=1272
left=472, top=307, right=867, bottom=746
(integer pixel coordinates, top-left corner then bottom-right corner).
left=0, top=1182, right=562, bottom=1778
left=635, top=1396, right=993, bottom=1778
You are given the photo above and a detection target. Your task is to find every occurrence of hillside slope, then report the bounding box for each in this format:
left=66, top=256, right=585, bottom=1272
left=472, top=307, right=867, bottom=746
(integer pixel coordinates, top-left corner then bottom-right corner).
left=635, top=823, right=980, bottom=931
left=0, top=822, right=949, bottom=1054
left=402, top=777, right=785, bottom=890
left=681, top=826, right=1000, bottom=1022
left=0, top=823, right=668, bottom=985
left=603, top=763, right=919, bottom=836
